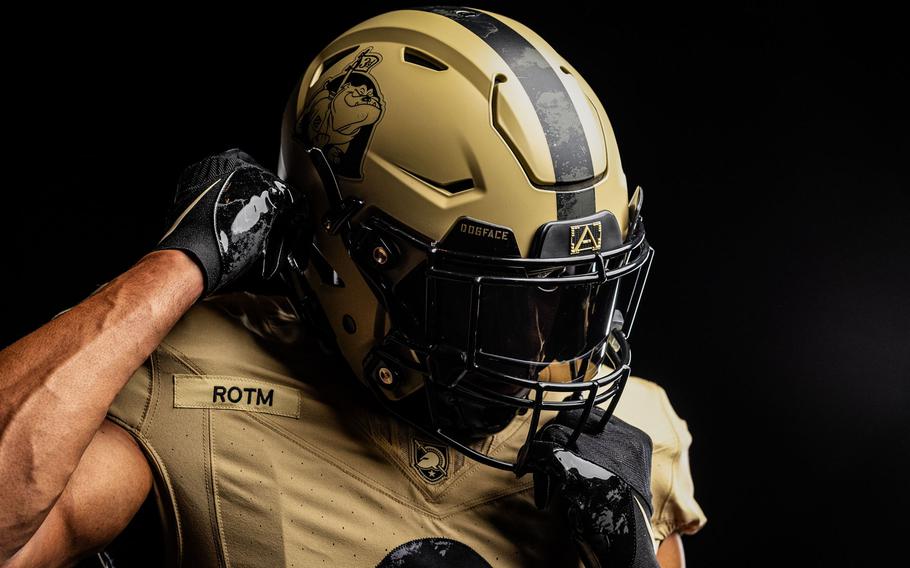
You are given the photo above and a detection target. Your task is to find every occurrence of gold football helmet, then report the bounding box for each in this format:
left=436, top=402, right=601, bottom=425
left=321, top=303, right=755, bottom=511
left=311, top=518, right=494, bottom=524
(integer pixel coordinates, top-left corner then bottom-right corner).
left=279, top=6, right=653, bottom=471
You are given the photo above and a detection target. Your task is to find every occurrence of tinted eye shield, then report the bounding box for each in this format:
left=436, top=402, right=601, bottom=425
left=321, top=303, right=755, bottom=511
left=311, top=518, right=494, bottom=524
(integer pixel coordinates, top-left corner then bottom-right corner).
left=422, top=218, right=652, bottom=380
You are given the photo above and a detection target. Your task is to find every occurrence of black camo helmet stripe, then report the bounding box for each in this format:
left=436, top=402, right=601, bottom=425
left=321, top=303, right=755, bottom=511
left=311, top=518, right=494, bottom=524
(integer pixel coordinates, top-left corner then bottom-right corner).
left=419, top=6, right=597, bottom=220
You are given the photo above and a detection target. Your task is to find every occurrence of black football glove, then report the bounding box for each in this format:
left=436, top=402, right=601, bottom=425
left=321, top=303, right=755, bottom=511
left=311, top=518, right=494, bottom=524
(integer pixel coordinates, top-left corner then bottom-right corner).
left=524, top=407, right=659, bottom=568
left=156, top=149, right=306, bottom=294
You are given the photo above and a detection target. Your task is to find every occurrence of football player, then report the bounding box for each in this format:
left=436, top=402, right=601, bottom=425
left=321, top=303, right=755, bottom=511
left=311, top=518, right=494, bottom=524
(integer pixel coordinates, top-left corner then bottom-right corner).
left=0, top=7, right=705, bottom=568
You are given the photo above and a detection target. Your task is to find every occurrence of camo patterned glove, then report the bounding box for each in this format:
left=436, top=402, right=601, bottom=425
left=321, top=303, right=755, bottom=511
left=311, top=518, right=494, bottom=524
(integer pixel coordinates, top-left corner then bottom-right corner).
left=157, top=149, right=306, bottom=294
left=525, top=407, right=659, bottom=568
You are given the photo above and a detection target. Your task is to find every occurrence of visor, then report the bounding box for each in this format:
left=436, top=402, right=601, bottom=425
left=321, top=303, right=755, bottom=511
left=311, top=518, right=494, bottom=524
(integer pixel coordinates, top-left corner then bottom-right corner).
left=433, top=265, right=620, bottom=376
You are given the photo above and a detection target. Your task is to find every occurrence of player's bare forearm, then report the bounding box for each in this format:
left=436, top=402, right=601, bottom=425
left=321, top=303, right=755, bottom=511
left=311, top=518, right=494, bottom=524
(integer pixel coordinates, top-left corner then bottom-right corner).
left=657, top=533, right=685, bottom=568
left=0, top=250, right=203, bottom=561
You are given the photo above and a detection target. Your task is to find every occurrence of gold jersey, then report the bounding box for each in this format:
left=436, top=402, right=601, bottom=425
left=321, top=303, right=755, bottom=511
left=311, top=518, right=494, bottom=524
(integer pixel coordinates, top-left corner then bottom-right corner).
left=107, top=293, right=706, bottom=567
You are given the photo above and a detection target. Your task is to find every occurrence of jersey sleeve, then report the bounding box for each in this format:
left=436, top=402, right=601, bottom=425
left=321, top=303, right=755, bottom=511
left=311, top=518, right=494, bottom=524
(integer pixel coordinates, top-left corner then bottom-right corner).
left=108, top=357, right=154, bottom=433
left=646, top=383, right=707, bottom=541
left=106, top=354, right=183, bottom=567
left=612, top=377, right=707, bottom=543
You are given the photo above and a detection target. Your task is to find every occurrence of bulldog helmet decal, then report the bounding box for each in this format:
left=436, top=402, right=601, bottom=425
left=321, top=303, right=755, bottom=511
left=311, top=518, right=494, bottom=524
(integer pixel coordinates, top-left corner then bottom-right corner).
left=299, top=46, right=385, bottom=180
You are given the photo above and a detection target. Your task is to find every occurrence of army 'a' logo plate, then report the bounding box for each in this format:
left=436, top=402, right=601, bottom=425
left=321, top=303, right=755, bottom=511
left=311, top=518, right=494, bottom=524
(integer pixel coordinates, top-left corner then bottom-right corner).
left=570, top=220, right=603, bottom=254
left=412, top=438, right=449, bottom=484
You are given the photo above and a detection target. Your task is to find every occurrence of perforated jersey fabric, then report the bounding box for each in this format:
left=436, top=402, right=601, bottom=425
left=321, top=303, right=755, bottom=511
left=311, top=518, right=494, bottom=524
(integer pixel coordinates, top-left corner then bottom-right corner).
left=106, top=292, right=706, bottom=567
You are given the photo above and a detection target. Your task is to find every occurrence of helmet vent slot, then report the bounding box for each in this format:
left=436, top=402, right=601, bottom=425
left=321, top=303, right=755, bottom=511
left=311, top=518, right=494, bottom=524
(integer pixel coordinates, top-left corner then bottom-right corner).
left=398, top=165, right=475, bottom=195
left=403, top=47, right=449, bottom=71
left=322, top=45, right=360, bottom=72
left=437, top=178, right=474, bottom=194
left=310, top=45, right=361, bottom=88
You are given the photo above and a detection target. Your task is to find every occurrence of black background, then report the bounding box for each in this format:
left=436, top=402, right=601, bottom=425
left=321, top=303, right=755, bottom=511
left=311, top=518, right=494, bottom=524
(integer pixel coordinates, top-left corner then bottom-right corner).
left=3, top=2, right=908, bottom=566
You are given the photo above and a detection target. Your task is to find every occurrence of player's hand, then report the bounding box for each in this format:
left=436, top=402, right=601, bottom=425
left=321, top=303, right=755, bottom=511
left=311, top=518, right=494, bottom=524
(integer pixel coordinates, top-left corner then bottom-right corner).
left=156, top=149, right=307, bottom=294
left=523, top=407, right=659, bottom=568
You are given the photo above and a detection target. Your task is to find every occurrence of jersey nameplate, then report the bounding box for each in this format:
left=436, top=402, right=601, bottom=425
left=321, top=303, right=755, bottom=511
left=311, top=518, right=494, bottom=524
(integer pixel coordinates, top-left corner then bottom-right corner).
left=173, top=375, right=301, bottom=418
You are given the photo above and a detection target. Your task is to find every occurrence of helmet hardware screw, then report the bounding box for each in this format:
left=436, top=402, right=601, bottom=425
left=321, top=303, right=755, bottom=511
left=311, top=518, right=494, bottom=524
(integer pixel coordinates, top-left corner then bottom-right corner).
left=372, top=246, right=390, bottom=265
left=342, top=314, right=357, bottom=335
left=377, top=367, right=395, bottom=386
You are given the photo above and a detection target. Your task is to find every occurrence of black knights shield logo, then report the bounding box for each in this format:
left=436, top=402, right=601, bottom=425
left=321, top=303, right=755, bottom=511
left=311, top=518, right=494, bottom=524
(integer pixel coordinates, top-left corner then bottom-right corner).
left=298, top=46, right=385, bottom=180
left=412, top=438, right=449, bottom=484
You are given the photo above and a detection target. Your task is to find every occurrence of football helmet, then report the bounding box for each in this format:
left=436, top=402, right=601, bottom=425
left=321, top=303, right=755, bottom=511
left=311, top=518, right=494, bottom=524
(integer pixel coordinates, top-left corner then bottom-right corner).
left=278, top=6, right=654, bottom=472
